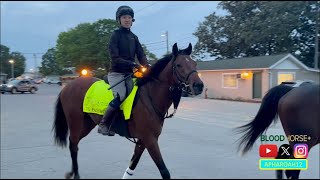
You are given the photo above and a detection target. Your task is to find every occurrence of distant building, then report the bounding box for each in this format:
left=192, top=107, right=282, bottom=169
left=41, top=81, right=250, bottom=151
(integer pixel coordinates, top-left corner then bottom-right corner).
left=197, top=53, right=320, bottom=101
left=0, top=73, right=8, bottom=84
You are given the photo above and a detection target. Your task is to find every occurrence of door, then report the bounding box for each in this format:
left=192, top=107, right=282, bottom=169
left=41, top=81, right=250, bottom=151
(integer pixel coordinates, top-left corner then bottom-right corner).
left=17, top=81, right=25, bottom=91
left=253, top=72, right=262, bottom=99
left=25, top=80, right=31, bottom=91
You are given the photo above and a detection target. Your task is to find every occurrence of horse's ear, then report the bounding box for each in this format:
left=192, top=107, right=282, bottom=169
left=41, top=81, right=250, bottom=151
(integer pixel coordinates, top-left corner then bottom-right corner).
left=185, top=43, right=192, bottom=55
left=172, top=43, right=178, bottom=56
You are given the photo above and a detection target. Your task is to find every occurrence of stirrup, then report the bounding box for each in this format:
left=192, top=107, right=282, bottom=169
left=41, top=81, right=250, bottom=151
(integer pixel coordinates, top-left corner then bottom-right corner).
left=107, top=129, right=115, bottom=136
left=106, top=121, right=115, bottom=136
left=98, top=123, right=115, bottom=136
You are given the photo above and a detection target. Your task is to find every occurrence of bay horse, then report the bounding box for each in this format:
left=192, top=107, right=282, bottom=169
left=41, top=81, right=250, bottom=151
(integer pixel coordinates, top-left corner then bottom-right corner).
left=52, top=43, right=204, bottom=179
left=236, top=83, right=320, bottom=179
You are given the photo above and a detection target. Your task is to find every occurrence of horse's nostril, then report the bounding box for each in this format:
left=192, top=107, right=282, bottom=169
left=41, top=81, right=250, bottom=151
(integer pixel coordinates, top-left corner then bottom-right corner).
left=199, top=83, right=204, bottom=89
left=193, top=83, right=204, bottom=91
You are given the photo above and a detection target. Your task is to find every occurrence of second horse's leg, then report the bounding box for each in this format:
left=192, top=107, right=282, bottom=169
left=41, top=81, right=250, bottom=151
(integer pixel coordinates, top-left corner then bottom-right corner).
left=122, top=139, right=145, bottom=179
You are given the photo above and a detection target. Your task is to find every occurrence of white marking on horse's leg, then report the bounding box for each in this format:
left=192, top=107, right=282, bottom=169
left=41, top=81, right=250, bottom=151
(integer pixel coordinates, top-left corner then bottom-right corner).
left=122, top=167, right=134, bottom=179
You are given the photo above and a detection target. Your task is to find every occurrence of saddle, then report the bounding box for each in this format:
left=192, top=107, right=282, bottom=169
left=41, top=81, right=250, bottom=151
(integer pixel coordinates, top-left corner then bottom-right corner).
left=83, top=80, right=140, bottom=138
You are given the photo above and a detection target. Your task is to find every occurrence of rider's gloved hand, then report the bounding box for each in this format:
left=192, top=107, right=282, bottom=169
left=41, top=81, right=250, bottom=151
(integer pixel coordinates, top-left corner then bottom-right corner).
left=145, top=63, right=152, bottom=68
left=132, top=62, right=142, bottom=69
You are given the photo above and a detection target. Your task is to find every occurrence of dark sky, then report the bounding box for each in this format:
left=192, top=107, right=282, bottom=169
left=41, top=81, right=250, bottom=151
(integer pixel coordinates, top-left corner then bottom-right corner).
left=1, top=1, right=226, bottom=71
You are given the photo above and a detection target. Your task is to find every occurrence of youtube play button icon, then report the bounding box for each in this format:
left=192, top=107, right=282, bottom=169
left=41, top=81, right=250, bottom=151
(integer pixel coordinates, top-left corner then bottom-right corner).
left=259, top=144, right=278, bottom=158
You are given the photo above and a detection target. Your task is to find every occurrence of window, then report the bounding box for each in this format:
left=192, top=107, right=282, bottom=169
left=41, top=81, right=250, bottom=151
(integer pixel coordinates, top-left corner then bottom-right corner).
left=223, top=74, right=238, bottom=88
left=278, top=72, right=295, bottom=85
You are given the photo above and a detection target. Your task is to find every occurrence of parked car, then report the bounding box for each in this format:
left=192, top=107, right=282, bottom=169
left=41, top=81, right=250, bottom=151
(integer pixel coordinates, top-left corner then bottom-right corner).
left=281, top=80, right=314, bottom=87
left=44, top=77, right=62, bottom=86
left=33, top=78, right=44, bottom=84
left=0, top=79, right=38, bottom=94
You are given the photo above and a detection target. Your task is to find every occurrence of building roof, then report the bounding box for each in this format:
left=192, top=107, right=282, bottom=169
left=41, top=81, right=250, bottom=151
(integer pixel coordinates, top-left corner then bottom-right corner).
left=196, top=53, right=289, bottom=70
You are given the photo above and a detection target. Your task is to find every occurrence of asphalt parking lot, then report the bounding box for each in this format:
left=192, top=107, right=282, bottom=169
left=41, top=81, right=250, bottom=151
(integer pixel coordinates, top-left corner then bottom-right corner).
left=1, top=84, right=319, bottom=179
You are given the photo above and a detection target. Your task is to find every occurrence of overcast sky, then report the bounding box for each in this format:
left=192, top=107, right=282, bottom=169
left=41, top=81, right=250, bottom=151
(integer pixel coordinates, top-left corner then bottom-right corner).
left=1, top=1, right=226, bottom=71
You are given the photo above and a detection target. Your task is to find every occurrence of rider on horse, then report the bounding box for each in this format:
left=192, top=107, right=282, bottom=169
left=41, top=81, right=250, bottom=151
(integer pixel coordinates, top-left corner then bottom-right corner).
left=98, top=5, right=151, bottom=136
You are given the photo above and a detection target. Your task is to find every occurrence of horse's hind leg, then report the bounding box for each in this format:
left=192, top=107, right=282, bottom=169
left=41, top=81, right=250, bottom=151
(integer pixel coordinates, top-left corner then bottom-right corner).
left=275, top=154, right=283, bottom=179
left=64, top=113, right=87, bottom=179
left=276, top=170, right=283, bottom=179
left=65, top=137, right=81, bottom=179
left=285, top=170, right=301, bottom=179
left=284, top=139, right=319, bottom=179
left=122, top=139, right=145, bottom=179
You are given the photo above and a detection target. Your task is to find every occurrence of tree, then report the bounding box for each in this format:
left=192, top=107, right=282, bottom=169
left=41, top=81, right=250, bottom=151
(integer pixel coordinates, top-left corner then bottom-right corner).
left=9, top=52, right=26, bottom=77
left=141, top=44, right=158, bottom=61
left=39, top=48, right=61, bottom=76
left=55, top=19, right=118, bottom=74
left=193, top=1, right=319, bottom=68
left=0, top=44, right=26, bottom=77
left=93, top=19, right=119, bottom=71
left=0, top=44, right=11, bottom=74
left=55, top=19, right=157, bottom=75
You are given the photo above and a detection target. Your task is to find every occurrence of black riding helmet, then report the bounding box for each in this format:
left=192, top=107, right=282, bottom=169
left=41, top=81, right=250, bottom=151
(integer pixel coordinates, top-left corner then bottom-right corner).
left=116, top=5, right=135, bottom=22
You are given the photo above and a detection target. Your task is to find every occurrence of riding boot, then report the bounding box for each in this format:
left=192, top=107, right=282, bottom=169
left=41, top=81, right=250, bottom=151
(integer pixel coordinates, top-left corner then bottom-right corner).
left=98, top=105, right=117, bottom=136
left=98, top=92, right=122, bottom=136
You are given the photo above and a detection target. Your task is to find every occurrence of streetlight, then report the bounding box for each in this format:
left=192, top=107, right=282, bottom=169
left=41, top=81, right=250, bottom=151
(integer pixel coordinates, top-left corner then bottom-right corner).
left=8, top=59, right=14, bottom=78
left=81, top=69, right=88, bottom=76
left=161, top=30, right=169, bottom=54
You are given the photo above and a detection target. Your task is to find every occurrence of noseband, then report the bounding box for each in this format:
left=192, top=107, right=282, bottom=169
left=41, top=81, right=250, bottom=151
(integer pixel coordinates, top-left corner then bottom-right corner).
left=172, top=56, right=197, bottom=91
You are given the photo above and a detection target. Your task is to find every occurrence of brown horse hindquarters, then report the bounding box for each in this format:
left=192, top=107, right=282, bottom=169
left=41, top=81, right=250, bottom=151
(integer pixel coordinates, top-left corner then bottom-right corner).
left=60, top=77, right=100, bottom=141
left=279, top=85, right=320, bottom=148
left=236, top=84, right=320, bottom=179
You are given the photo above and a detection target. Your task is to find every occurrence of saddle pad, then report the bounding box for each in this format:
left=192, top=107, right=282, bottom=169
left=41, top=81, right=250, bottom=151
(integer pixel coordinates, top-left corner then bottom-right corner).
left=83, top=80, right=138, bottom=120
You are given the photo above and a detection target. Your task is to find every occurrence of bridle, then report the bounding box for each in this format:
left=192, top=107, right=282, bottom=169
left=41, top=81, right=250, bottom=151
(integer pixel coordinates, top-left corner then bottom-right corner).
left=147, top=54, right=198, bottom=120
left=172, top=55, right=197, bottom=92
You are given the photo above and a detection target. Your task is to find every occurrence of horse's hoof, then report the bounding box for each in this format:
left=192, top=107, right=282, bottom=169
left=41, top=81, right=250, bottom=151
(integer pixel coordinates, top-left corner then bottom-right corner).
left=65, top=172, right=74, bottom=179
left=74, top=174, right=80, bottom=179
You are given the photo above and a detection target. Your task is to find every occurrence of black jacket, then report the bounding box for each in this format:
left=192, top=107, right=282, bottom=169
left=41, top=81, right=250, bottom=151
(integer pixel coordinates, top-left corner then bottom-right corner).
left=108, top=27, right=148, bottom=73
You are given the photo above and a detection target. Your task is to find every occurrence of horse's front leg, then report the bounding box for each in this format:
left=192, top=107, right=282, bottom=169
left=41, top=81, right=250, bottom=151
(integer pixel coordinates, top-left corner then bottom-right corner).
left=122, top=139, right=145, bottom=179
left=146, top=138, right=170, bottom=179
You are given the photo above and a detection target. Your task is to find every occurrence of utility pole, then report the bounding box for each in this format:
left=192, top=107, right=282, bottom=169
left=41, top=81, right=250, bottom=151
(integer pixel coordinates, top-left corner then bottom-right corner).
left=315, top=1, right=319, bottom=69
left=33, top=54, right=37, bottom=77
left=165, top=31, right=169, bottom=54
left=9, top=60, right=14, bottom=78
left=162, top=31, right=169, bottom=54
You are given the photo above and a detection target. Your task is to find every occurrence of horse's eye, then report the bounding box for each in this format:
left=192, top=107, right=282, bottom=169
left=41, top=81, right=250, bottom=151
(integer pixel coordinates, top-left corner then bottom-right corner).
left=176, top=64, right=182, bottom=68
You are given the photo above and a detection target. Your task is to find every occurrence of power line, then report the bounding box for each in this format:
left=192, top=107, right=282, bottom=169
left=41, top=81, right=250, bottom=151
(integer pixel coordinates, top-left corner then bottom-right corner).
left=136, top=2, right=158, bottom=14
left=156, top=2, right=197, bottom=32
left=145, top=35, right=195, bottom=52
left=143, top=40, right=165, bottom=45
left=148, top=46, right=167, bottom=51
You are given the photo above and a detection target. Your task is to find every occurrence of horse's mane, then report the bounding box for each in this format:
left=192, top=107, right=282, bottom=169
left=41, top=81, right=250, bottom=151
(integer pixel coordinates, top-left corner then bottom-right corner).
left=136, top=54, right=173, bottom=87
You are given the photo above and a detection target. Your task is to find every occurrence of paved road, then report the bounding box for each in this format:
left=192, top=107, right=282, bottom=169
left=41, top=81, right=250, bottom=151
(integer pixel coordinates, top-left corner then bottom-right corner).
left=1, top=84, right=319, bottom=179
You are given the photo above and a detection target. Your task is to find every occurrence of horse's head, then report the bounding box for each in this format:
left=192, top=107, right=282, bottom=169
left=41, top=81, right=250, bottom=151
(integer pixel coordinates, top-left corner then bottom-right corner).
left=171, top=43, right=204, bottom=96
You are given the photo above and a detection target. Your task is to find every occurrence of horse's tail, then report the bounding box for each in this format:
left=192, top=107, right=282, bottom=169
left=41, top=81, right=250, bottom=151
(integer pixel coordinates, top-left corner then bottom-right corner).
left=52, top=92, right=68, bottom=148
left=235, top=84, right=294, bottom=155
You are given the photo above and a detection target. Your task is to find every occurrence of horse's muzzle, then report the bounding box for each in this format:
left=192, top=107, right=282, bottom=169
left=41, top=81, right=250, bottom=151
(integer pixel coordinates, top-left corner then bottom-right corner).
left=193, top=82, right=204, bottom=95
